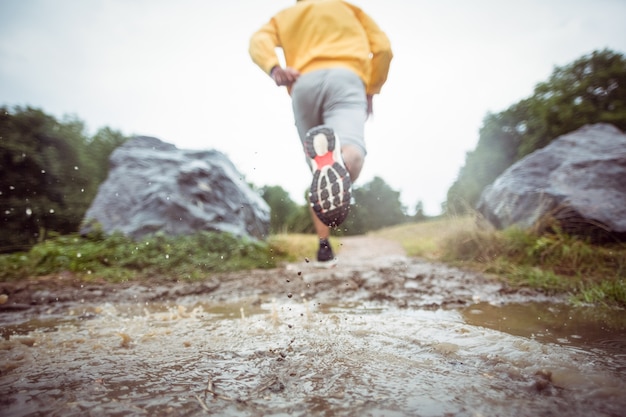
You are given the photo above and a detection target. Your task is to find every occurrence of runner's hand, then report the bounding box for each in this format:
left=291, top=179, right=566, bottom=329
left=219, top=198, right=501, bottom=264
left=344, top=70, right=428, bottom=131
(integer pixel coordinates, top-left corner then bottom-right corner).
left=270, top=66, right=300, bottom=87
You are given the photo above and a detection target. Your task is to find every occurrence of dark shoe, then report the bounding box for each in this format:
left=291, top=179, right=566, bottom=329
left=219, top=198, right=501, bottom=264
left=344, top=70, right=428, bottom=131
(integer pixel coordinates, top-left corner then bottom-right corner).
left=317, top=238, right=335, bottom=262
left=304, top=126, right=352, bottom=227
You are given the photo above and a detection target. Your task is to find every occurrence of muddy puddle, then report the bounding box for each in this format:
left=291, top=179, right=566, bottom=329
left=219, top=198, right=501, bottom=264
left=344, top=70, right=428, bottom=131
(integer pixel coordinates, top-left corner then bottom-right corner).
left=1, top=236, right=625, bottom=416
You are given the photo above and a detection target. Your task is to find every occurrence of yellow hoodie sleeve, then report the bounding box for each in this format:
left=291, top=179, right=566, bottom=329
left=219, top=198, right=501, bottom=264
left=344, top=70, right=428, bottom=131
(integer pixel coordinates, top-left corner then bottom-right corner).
left=249, top=19, right=281, bottom=75
left=348, top=4, right=393, bottom=95
left=249, top=1, right=392, bottom=95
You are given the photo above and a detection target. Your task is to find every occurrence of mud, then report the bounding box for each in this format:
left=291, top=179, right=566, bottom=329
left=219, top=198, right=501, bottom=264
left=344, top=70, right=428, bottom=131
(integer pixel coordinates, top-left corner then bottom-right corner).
left=1, top=236, right=625, bottom=416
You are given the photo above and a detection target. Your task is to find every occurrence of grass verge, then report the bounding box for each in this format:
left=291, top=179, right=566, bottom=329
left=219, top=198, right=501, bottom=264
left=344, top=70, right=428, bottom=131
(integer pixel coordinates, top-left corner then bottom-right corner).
left=374, top=216, right=626, bottom=307
left=267, top=233, right=339, bottom=263
left=0, top=231, right=285, bottom=282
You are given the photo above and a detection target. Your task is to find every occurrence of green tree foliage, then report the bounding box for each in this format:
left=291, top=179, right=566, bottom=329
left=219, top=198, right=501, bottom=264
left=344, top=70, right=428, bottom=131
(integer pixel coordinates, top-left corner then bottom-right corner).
left=0, top=106, right=127, bottom=251
left=286, top=203, right=316, bottom=234
left=87, top=127, right=127, bottom=183
left=261, top=185, right=299, bottom=233
left=342, top=176, right=407, bottom=235
left=446, top=110, right=522, bottom=214
left=260, top=185, right=314, bottom=234
left=521, top=49, right=626, bottom=155
left=261, top=177, right=409, bottom=236
left=412, top=200, right=428, bottom=222
left=446, top=49, right=626, bottom=214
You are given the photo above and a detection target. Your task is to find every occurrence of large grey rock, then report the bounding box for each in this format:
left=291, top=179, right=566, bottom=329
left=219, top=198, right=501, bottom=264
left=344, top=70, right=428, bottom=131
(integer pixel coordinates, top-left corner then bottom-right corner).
left=81, top=136, right=270, bottom=240
left=476, top=124, right=626, bottom=242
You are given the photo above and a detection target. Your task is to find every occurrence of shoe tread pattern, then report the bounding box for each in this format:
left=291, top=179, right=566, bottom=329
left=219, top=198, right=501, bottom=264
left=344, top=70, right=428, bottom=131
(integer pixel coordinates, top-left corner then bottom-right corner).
left=305, top=126, right=351, bottom=227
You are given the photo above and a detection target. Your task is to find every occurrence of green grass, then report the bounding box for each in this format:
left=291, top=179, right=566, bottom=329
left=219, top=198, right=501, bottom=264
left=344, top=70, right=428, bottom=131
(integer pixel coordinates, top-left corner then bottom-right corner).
left=2, top=218, right=624, bottom=307
left=374, top=216, right=626, bottom=307
left=372, top=216, right=476, bottom=260
left=0, top=231, right=283, bottom=282
left=0, top=231, right=335, bottom=283
left=267, top=233, right=339, bottom=262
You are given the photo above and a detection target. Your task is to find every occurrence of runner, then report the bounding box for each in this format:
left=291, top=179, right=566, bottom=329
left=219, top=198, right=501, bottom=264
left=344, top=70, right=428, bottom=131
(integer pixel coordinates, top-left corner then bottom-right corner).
left=249, top=0, right=393, bottom=264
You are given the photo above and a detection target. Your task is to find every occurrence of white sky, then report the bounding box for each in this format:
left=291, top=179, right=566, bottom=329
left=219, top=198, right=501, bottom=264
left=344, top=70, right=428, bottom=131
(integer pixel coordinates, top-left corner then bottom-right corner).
left=1, top=0, right=625, bottom=215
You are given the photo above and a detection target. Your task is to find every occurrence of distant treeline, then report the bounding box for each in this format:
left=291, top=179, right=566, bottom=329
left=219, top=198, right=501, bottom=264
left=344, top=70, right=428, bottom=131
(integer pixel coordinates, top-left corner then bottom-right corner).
left=1, top=49, right=624, bottom=251
left=259, top=176, right=426, bottom=236
left=0, top=106, right=423, bottom=251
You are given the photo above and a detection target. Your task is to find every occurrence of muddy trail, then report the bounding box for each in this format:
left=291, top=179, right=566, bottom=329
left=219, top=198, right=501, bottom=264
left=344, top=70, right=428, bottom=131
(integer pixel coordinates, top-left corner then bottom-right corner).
left=1, top=236, right=625, bottom=417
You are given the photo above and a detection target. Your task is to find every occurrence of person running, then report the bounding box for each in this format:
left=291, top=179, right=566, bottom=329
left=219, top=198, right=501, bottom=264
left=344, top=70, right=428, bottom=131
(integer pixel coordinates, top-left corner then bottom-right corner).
left=249, top=0, right=393, bottom=264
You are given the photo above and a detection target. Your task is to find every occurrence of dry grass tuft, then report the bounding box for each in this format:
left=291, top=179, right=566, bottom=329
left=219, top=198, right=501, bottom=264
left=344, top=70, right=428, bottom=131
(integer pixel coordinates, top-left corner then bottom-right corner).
left=372, top=215, right=626, bottom=306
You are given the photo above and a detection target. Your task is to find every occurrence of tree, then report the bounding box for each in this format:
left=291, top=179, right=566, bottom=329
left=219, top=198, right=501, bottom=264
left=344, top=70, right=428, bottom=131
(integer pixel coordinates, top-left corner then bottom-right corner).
left=87, top=127, right=128, bottom=183
left=261, top=185, right=297, bottom=233
left=261, top=177, right=408, bottom=236
left=446, top=109, right=522, bottom=213
left=1, top=107, right=89, bottom=248
left=341, top=176, right=407, bottom=235
left=260, top=185, right=313, bottom=233
left=446, top=49, right=626, bottom=214
left=0, top=106, right=127, bottom=251
left=412, top=200, right=428, bottom=222
left=519, top=48, right=626, bottom=156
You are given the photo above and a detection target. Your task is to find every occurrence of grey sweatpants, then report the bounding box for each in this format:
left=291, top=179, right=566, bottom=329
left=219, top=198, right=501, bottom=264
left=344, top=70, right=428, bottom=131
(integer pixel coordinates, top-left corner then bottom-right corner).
left=291, top=68, right=368, bottom=158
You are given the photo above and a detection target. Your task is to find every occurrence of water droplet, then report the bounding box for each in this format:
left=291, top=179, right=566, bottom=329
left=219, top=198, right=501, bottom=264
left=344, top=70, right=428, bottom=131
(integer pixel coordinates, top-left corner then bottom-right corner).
left=25, top=208, right=32, bottom=216
left=49, top=209, right=55, bottom=214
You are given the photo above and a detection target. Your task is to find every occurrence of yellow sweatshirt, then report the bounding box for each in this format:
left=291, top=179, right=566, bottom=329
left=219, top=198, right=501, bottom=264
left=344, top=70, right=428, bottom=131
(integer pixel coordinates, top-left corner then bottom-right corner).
left=249, top=0, right=393, bottom=95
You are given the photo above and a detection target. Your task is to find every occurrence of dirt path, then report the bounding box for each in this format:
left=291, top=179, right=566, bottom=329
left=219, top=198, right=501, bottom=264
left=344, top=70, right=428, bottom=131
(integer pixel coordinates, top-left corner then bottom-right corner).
left=0, top=235, right=554, bottom=314
left=334, top=235, right=406, bottom=261
left=1, top=236, right=625, bottom=417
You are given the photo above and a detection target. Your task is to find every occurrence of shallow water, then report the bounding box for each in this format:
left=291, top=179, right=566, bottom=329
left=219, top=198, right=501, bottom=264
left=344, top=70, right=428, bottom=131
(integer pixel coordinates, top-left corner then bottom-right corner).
left=1, top=236, right=624, bottom=416
left=1, top=295, right=625, bottom=417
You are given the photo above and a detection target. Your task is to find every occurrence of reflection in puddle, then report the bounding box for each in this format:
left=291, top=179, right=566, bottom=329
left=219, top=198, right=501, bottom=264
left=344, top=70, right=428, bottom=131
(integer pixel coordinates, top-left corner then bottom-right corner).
left=1, top=298, right=625, bottom=417
left=461, top=301, right=626, bottom=354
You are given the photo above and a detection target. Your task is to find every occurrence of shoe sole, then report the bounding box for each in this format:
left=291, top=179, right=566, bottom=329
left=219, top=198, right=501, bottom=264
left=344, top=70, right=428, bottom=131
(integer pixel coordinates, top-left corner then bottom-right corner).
left=312, top=257, right=339, bottom=269
left=304, top=126, right=352, bottom=227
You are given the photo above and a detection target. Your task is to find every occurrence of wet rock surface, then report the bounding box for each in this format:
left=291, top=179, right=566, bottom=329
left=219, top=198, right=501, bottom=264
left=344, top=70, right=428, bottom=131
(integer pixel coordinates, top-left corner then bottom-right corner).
left=477, top=123, right=626, bottom=241
left=81, top=136, right=270, bottom=241
left=1, top=236, right=625, bottom=417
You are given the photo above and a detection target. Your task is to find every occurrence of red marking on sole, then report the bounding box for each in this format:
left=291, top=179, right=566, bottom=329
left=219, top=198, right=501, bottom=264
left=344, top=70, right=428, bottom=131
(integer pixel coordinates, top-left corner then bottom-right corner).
left=314, top=152, right=334, bottom=169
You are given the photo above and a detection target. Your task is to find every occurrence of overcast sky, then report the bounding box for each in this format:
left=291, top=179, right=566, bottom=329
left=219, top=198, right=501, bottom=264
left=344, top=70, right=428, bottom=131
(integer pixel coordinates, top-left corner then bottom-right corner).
left=2, top=0, right=626, bottom=215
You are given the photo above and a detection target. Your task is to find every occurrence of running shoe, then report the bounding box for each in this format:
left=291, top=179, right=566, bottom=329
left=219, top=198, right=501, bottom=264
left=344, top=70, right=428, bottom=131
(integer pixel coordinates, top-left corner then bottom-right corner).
left=315, top=238, right=338, bottom=267
left=317, top=238, right=335, bottom=262
left=304, top=126, right=352, bottom=227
